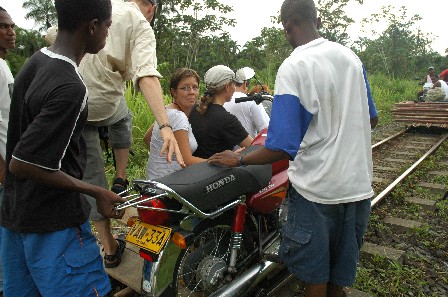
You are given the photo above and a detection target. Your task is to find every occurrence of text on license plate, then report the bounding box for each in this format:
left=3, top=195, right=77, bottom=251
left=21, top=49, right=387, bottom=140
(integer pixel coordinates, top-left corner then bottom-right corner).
left=126, top=221, right=172, bottom=254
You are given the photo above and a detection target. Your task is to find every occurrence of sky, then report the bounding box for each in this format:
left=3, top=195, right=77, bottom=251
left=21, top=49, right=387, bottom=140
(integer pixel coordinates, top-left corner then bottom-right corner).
left=0, top=0, right=446, bottom=55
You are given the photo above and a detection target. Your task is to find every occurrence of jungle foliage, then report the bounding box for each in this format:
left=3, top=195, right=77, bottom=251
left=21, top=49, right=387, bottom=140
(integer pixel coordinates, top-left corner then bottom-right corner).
left=6, top=0, right=448, bottom=90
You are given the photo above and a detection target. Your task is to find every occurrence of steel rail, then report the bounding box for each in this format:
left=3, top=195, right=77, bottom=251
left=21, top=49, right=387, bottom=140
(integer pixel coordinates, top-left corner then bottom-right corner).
left=371, top=132, right=448, bottom=207
left=371, top=128, right=409, bottom=150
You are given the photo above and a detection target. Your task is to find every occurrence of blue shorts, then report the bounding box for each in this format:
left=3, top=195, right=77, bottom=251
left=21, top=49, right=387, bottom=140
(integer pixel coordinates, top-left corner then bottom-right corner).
left=1, top=221, right=111, bottom=297
left=0, top=185, right=3, bottom=292
left=279, top=187, right=371, bottom=286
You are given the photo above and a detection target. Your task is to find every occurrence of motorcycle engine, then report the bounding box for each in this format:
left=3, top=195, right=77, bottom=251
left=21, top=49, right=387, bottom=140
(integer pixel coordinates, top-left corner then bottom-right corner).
left=196, top=255, right=227, bottom=292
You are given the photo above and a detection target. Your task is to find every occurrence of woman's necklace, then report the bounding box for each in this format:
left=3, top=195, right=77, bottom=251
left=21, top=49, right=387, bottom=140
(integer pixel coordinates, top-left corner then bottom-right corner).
left=173, top=102, right=181, bottom=111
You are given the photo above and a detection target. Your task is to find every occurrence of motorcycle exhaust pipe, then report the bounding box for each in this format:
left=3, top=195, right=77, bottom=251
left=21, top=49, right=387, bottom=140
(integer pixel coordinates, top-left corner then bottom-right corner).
left=209, top=260, right=283, bottom=297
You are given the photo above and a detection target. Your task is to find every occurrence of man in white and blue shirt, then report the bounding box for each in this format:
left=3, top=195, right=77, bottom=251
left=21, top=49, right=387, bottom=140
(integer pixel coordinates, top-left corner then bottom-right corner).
left=209, top=0, right=378, bottom=296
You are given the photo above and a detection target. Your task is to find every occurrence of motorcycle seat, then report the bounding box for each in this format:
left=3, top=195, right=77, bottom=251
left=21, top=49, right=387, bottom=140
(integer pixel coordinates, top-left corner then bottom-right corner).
left=155, top=146, right=272, bottom=211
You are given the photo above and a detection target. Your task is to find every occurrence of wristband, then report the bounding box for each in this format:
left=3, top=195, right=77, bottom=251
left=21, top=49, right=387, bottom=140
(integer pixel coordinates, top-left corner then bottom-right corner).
left=238, top=155, right=246, bottom=166
left=159, top=123, right=172, bottom=130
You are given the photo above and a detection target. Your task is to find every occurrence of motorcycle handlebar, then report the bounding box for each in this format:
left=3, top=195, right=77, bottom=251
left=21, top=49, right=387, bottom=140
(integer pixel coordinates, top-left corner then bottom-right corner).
left=235, top=96, right=256, bottom=103
left=235, top=93, right=273, bottom=105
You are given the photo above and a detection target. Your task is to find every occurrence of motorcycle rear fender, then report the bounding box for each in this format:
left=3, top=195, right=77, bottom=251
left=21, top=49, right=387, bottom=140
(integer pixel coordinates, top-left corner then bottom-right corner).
left=145, top=230, right=194, bottom=296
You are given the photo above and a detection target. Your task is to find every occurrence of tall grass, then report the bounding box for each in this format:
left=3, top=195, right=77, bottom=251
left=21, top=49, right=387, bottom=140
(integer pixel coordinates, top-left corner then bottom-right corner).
left=368, top=74, right=419, bottom=125
left=104, top=83, right=171, bottom=182
left=105, top=73, right=418, bottom=181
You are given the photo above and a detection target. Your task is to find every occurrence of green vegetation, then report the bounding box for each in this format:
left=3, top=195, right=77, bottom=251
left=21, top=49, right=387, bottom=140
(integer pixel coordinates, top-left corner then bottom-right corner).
left=356, top=256, right=429, bottom=296
left=356, top=253, right=448, bottom=296
left=369, top=74, right=418, bottom=125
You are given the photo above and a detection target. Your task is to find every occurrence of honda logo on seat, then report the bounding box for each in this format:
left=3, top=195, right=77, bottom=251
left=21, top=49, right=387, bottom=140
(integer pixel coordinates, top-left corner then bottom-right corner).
left=205, top=175, right=236, bottom=193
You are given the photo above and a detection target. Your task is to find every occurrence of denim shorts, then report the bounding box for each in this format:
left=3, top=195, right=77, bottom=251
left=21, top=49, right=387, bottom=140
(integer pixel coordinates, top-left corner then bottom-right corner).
left=1, top=221, right=111, bottom=297
left=279, top=187, right=371, bottom=286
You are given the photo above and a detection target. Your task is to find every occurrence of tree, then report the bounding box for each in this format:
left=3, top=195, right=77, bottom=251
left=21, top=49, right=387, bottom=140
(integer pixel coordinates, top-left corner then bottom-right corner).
left=235, top=0, right=364, bottom=87
left=22, top=0, right=57, bottom=32
left=356, top=5, right=435, bottom=78
left=152, top=0, right=236, bottom=78
left=5, top=27, right=46, bottom=75
left=316, top=0, right=363, bottom=45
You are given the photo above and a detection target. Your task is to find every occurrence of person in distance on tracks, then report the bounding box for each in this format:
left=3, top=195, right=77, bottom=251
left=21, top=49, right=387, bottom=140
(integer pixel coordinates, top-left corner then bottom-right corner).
left=0, top=0, right=126, bottom=296
left=439, top=68, right=448, bottom=84
left=425, top=74, right=446, bottom=102
left=208, top=0, right=378, bottom=296
left=417, top=66, right=436, bottom=101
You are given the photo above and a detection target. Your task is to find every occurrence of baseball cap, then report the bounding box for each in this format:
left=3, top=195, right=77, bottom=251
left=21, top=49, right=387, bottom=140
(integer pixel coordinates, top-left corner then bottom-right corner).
left=235, top=67, right=255, bottom=83
left=428, top=66, right=434, bottom=70
left=204, top=65, right=236, bottom=88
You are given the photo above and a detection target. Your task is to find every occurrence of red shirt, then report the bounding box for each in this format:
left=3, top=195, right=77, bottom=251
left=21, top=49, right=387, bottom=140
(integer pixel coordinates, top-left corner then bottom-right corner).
left=440, top=69, right=448, bottom=83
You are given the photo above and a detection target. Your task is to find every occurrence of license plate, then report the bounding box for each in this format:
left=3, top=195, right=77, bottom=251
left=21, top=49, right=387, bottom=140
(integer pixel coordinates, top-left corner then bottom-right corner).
left=126, top=220, right=172, bottom=254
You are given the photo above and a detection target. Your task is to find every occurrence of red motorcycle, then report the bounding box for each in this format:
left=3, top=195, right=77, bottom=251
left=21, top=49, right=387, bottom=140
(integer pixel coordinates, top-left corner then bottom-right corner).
left=116, top=94, right=289, bottom=297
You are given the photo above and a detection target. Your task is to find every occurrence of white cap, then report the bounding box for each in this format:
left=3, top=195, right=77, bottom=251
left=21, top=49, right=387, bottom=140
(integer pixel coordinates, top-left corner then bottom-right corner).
left=204, top=65, right=236, bottom=88
left=235, top=67, right=255, bottom=83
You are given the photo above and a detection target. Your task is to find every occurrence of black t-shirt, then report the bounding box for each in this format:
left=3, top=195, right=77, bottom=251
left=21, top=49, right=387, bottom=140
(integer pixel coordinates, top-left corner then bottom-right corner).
left=189, top=104, right=249, bottom=158
left=0, top=49, right=91, bottom=233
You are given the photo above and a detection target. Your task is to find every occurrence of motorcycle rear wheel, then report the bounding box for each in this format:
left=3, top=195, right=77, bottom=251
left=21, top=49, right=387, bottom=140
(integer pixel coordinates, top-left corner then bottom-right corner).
left=171, top=217, right=254, bottom=296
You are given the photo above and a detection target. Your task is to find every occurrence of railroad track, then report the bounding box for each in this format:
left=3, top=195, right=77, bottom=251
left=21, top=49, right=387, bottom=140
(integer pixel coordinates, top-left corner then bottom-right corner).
left=268, top=126, right=448, bottom=297
left=371, top=127, right=448, bottom=205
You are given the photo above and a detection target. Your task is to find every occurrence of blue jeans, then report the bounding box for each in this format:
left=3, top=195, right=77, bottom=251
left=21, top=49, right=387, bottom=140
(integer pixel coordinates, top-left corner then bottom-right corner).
left=279, top=187, right=371, bottom=286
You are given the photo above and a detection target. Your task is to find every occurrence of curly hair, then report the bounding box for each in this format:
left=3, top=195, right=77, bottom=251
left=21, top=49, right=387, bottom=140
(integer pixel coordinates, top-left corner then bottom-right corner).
left=281, top=0, right=317, bottom=25
left=55, top=0, right=112, bottom=32
left=196, top=85, right=226, bottom=115
left=248, top=84, right=273, bottom=96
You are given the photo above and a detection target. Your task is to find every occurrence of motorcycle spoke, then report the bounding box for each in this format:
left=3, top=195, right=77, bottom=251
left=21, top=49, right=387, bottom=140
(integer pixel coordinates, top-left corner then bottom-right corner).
left=174, top=222, right=253, bottom=296
left=210, top=228, right=230, bottom=259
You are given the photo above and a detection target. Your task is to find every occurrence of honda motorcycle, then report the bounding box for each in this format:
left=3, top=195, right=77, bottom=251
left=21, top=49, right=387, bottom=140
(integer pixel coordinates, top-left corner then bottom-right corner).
left=116, top=93, right=289, bottom=297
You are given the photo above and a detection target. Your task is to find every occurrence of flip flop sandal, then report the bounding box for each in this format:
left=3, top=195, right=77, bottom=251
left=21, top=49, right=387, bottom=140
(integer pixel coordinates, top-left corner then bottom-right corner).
left=111, top=178, right=129, bottom=195
left=104, top=237, right=126, bottom=268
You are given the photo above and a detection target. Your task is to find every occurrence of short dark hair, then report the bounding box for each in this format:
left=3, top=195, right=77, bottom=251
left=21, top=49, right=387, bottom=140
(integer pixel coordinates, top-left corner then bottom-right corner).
left=281, top=0, right=317, bottom=25
left=55, top=0, right=112, bottom=32
left=0, top=6, right=6, bottom=12
left=170, top=68, right=200, bottom=90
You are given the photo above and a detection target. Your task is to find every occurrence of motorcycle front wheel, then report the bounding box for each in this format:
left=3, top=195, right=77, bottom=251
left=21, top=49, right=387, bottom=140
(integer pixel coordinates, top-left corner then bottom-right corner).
left=171, top=217, right=254, bottom=297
